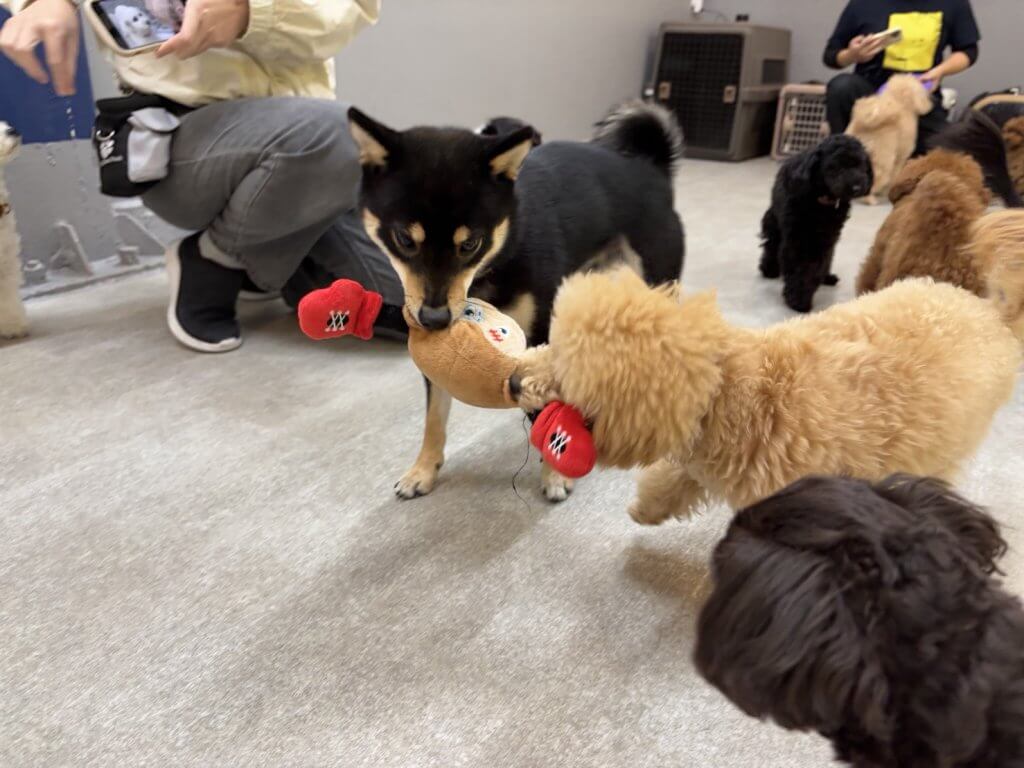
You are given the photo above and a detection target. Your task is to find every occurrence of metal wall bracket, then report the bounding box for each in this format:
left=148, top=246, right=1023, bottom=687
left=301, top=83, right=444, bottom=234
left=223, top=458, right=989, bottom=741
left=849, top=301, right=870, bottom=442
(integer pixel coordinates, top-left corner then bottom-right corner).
left=49, top=220, right=94, bottom=276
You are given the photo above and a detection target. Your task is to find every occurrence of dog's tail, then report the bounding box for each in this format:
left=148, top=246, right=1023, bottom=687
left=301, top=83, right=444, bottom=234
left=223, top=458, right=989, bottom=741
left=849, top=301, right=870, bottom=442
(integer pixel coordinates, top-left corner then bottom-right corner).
left=930, top=110, right=1023, bottom=208
left=592, top=100, right=683, bottom=178
left=968, top=210, right=1024, bottom=340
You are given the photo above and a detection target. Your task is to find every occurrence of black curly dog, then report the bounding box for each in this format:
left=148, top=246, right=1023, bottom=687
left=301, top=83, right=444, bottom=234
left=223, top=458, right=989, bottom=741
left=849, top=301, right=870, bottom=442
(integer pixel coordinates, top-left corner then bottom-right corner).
left=759, top=135, right=873, bottom=312
left=695, top=474, right=1024, bottom=768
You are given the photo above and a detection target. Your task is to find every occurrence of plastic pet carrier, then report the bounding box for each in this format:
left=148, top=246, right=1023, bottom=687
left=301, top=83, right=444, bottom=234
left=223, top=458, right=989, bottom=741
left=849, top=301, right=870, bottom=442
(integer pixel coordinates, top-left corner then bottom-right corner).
left=771, top=84, right=829, bottom=160
left=651, top=23, right=791, bottom=161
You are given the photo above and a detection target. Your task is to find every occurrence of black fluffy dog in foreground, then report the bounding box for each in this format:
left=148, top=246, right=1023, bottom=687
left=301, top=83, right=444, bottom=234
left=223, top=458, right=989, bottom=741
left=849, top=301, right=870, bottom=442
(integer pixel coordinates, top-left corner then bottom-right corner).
left=695, top=475, right=1024, bottom=768
left=760, top=135, right=873, bottom=312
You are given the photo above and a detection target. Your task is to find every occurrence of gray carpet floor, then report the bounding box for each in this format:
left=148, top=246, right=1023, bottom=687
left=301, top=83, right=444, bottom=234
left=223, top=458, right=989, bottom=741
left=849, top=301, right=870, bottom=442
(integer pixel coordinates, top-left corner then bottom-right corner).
left=2, top=158, right=1023, bottom=767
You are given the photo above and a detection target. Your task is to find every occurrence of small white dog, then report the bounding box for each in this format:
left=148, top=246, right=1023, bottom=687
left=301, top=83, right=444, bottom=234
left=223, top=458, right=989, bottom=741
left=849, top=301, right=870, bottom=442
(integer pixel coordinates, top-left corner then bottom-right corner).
left=0, top=122, right=27, bottom=339
left=113, top=5, right=158, bottom=48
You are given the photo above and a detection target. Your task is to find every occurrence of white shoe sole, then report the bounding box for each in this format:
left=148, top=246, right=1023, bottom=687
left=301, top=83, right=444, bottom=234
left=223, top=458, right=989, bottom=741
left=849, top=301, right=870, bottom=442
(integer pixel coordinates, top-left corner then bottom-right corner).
left=165, top=242, right=243, bottom=354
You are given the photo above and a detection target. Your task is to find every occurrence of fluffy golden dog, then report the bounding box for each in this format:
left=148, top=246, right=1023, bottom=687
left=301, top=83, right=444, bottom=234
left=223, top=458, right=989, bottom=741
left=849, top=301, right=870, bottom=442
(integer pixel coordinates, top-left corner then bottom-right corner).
left=1005, top=116, right=1024, bottom=199
left=510, top=269, right=1020, bottom=525
left=845, top=74, right=934, bottom=204
left=856, top=149, right=990, bottom=295
left=970, top=210, right=1024, bottom=340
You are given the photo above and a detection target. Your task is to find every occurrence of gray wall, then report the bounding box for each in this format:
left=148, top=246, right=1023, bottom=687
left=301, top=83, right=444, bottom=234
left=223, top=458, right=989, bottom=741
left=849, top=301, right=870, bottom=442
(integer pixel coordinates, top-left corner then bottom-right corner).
left=330, top=0, right=1021, bottom=140
left=331, top=0, right=692, bottom=140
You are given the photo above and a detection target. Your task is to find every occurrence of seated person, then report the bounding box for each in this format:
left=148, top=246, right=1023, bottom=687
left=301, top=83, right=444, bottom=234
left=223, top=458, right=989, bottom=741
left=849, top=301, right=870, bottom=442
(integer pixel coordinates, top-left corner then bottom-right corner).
left=823, top=0, right=980, bottom=154
left=1, top=0, right=405, bottom=353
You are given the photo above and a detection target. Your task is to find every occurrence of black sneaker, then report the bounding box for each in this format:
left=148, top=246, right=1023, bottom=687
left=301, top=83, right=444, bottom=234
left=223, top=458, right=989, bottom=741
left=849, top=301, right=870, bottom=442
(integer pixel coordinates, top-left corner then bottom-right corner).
left=165, top=233, right=244, bottom=353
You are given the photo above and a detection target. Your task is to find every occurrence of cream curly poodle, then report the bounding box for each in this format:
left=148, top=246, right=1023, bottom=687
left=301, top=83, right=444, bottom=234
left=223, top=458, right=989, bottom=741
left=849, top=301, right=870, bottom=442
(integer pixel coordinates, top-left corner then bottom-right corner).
left=510, top=269, right=1020, bottom=525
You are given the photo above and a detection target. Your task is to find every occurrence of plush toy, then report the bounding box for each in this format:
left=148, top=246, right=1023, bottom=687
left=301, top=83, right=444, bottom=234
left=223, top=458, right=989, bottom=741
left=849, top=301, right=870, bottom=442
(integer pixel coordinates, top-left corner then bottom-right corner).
left=296, top=279, right=523, bottom=408
left=297, top=279, right=597, bottom=477
left=404, top=301, right=526, bottom=409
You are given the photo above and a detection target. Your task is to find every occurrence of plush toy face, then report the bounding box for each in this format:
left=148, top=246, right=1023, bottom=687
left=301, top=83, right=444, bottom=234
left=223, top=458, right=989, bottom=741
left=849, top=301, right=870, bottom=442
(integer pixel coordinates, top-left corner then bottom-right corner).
left=408, top=299, right=527, bottom=409
left=459, top=301, right=527, bottom=353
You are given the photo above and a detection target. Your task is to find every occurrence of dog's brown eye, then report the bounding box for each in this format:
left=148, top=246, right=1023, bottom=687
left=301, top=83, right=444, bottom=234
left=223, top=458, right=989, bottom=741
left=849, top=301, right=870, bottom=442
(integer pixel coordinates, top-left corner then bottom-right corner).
left=459, top=236, right=482, bottom=256
left=392, top=228, right=417, bottom=254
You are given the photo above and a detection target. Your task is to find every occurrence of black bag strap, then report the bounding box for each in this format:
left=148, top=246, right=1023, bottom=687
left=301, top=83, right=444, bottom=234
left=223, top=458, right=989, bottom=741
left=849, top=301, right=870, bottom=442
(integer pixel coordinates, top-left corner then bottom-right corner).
left=95, top=92, right=192, bottom=121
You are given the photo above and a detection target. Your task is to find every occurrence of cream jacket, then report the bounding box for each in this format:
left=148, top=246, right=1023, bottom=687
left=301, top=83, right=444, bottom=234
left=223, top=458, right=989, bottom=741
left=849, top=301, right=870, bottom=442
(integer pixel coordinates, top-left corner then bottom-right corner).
left=3, top=0, right=379, bottom=106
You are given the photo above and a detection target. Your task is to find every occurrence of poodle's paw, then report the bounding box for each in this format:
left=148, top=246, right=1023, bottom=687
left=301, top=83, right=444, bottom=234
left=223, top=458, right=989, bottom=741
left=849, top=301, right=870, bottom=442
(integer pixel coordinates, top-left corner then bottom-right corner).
left=0, top=322, right=28, bottom=339
left=822, top=273, right=840, bottom=286
left=395, top=459, right=442, bottom=500
left=0, top=302, right=29, bottom=339
left=541, top=464, right=574, bottom=503
left=783, top=292, right=813, bottom=314
left=628, top=496, right=675, bottom=526
left=509, top=345, right=561, bottom=413
left=758, top=258, right=781, bottom=280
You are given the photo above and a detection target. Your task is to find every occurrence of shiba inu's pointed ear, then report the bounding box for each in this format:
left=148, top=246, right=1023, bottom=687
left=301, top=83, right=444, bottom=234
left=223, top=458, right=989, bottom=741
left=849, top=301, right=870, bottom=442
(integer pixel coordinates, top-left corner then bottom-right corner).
left=485, top=126, right=535, bottom=181
left=348, top=107, right=399, bottom=168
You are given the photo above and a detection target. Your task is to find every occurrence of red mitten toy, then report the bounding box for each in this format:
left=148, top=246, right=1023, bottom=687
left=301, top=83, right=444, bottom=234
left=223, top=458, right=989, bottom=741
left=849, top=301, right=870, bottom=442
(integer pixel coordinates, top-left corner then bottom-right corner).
left=530, top=402, right=596, bottom=479
left=298, top=279, right=382, bottom=341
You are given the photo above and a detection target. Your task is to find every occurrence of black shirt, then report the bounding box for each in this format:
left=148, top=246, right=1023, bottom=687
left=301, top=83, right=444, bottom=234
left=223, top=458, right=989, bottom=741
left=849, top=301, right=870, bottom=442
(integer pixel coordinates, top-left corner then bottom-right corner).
left=824, top=0, right=980, bottom=88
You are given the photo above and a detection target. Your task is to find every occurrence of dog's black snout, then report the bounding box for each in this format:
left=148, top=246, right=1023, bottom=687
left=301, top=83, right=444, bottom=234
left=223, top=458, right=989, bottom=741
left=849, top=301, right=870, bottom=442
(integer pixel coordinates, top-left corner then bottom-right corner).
left=418, top=305, right=452, bottom=330
left=4, top=125, right=18, bottom=138
left=508, top=373, right=522, bottom=400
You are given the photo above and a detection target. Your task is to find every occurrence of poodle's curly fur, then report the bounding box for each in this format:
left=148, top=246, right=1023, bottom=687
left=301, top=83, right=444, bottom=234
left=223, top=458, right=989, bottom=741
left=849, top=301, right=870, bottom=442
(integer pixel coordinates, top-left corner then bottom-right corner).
left=512, top=269, right=1020, bottom=525
left=845, top=74, right=934, bottom=203
left=695, top=474, right=1024, bottom=768
left=1005, top=116, right=1024, bottom=199
left=0, top=122, right=27, bottom=339
left=759, top=135, right=873, bottom=312
left=856, top=149, right=990, bottom=296
left=970, top=210, right=1024, bottom=341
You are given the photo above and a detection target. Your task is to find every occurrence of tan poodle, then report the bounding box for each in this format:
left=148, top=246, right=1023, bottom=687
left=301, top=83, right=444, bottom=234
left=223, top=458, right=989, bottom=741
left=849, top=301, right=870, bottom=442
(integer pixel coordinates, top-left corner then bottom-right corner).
left=1005, top=116, right=1024, bottom=199
left=856, top=149, right=990, bottom=295
left=845, top=74, right=934, bottom=204
left=510, top=269, right=1020, bottom=525
left=970, top=210, right=1024, bottom=340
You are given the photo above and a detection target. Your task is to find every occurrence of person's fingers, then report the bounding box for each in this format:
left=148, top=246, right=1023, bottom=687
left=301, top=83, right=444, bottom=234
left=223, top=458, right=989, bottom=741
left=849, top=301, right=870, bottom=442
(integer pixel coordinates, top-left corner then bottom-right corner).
left=863, top=40, right=886, bottom=58
left=156, top=3, right=202, bottom=58
left=5, top=27, right=50, bottom=84
left=42, top=25, right=77, bottom=95
left=157, top=30, right=209, bottom=58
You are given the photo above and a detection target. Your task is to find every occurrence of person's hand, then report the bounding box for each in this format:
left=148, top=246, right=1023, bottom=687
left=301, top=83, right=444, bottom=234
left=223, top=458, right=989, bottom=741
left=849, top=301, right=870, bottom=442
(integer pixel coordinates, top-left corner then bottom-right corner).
left=846, top=34, right=887, bottom=64
left=156, top=0, right=248, bottom=60
left=918, top=68, right=943, bottom=91
left=0, top=0, right=80, bottom=96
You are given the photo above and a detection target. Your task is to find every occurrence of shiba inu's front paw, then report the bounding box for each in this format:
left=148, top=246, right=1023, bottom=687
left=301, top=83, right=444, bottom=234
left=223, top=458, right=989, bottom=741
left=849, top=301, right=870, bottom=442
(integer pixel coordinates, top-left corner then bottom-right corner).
left=395, top=460, right=441, bottom=499
left=541, top=464, right=574, bottom=503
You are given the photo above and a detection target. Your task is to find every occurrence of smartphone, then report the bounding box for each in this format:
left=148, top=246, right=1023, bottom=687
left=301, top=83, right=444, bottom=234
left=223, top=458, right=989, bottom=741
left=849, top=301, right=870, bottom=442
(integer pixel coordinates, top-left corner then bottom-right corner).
left=868, top=27, right=903, bottom=48
left=84, top=0, right=183, bottom=56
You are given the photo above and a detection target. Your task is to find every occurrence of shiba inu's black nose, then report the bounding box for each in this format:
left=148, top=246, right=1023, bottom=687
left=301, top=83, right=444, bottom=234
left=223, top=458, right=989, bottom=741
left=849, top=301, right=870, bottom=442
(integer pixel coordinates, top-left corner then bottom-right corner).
left=418, top=305, right=452, bottom=330
left=4, top=125, right=18, bottom=137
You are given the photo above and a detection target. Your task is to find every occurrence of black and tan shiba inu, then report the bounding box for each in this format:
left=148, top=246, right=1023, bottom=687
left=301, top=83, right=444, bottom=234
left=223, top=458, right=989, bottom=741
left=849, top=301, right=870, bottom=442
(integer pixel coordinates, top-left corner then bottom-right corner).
left=348, top=101, right=685, bottom=501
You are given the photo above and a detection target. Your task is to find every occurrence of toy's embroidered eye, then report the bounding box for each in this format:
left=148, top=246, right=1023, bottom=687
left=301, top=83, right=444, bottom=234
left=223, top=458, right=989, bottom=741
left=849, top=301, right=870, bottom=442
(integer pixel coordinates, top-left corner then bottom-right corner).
left=499, top=327, right=508, bottom=336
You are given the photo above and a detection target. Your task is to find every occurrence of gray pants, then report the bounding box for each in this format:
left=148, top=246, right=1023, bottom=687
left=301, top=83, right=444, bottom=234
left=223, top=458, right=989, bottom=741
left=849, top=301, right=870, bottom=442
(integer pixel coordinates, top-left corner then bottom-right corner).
left=142, top=97, right=403, bottom=303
